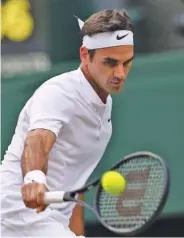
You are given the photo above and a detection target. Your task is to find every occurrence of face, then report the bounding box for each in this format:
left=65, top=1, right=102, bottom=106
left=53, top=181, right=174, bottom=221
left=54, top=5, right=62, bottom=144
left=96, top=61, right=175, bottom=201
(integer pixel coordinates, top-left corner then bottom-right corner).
left=80, top=45, right=134, bottom=94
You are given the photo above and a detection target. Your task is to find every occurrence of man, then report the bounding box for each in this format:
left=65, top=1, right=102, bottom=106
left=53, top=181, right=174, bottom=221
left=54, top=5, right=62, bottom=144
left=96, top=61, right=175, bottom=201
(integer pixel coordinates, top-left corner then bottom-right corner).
left=1, top=9, right=134, bottom=237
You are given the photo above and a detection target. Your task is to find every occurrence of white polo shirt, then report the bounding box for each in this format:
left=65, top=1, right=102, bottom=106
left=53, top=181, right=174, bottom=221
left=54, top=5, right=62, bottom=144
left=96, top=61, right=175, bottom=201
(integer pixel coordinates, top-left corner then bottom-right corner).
left=1, top=67, right=112, bottom=225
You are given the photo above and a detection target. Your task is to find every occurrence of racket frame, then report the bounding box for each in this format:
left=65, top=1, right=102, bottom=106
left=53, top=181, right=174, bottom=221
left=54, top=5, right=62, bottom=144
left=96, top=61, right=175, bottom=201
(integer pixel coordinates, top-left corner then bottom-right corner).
left=94, top=151, right=170, bottom=236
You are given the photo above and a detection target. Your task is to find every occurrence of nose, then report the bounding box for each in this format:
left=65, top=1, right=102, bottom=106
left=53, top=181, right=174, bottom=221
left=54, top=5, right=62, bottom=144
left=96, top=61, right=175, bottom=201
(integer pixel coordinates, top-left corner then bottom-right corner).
left=113, top=64, right=125, bottom=80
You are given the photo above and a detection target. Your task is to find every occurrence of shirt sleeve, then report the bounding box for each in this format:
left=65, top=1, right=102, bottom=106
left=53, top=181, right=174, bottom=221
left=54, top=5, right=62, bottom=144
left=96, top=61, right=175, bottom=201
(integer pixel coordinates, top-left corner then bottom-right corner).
left=27, top=83, right=76, bottom=137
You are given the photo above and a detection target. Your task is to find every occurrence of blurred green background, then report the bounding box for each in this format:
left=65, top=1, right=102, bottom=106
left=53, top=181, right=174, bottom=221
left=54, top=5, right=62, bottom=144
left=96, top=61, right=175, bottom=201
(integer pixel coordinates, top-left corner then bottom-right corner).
left=1, top=0, right=184, bottom=236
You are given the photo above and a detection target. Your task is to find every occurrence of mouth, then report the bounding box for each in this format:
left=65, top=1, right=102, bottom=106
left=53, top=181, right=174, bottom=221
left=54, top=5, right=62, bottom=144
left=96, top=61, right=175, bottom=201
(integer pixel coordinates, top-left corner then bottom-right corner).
left=110, top=81, right=124, bottom=86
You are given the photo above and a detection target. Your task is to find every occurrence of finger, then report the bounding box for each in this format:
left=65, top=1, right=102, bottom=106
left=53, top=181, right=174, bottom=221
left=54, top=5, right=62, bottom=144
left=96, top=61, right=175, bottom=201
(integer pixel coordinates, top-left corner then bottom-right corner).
left=25, top=183, right=32, bottom=201
left=36, top=184, right=46, bottom=213
left=22, top=183, right=31, bottom=206
left=36, top=184, right=45, bottom=206
left=36, top=204, right=46, bottom=213
left=30, top=182, right=37, bottom=202
left=24, top=183, right=37, bottom=208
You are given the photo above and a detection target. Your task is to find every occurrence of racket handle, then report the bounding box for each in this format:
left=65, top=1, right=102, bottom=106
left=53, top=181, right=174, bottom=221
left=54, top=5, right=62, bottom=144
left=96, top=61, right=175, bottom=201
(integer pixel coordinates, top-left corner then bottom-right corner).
left=44, top=191, right=65, bottom=204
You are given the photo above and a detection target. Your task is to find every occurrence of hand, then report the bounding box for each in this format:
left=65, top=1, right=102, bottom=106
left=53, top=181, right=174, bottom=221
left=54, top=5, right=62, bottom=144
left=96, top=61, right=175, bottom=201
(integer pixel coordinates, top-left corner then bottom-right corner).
left=21, top=182, right=47, bottom=213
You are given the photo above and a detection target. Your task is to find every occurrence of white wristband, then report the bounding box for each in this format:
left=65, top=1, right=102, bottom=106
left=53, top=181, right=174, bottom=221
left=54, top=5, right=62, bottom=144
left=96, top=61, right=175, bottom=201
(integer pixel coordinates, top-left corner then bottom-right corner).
left=24, top=170, right=47, bottom=186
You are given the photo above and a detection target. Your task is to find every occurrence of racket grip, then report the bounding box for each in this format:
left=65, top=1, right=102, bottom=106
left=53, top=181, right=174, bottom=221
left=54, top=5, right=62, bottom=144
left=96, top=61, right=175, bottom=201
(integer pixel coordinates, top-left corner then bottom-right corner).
left=44, top=191, right=65, bottom=204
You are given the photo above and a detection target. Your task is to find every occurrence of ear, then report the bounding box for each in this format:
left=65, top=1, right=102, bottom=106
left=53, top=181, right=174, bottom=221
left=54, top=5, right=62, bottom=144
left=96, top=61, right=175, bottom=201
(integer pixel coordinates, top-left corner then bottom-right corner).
left=80, top=46, right=89, bottom=65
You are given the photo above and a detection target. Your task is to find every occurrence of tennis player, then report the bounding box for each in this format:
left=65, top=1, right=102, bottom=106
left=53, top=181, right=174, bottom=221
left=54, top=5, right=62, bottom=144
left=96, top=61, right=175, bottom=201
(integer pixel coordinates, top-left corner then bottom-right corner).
left=0, top=9, right=134, bottom=237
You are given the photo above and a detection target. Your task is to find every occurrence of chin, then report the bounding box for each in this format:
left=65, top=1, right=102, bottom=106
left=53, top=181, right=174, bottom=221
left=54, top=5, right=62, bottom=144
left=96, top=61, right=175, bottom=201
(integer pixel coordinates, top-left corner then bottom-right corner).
left=110, top=86, right=124, bottom=94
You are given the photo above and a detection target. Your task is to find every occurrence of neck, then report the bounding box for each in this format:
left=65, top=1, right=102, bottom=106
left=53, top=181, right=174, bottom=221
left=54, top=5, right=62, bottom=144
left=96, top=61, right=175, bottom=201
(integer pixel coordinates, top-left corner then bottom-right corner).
left=80, top=64, right=108, bottom=104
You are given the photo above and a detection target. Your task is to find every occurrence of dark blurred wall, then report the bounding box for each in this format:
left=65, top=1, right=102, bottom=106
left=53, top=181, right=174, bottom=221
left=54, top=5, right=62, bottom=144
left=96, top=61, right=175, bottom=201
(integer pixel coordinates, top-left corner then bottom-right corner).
left=1, top=0, right=52, bottom=77
left=143, top=0, right=184, bottom=52
left=2, top=0, right=184, bottom=75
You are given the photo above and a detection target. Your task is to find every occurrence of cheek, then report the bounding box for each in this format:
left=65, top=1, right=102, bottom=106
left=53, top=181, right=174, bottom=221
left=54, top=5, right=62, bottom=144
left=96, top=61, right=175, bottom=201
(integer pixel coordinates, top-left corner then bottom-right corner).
left=125, top=63, right=133, bottom=75
left=89, top=63, right=102, bottom=77
left=97, top=69, right=112, bottom=84
left=88, top=63, right=98, bottom=78
left=97, top=65, right=113, bottom=80
left=88, top=62, right=113, bottom=83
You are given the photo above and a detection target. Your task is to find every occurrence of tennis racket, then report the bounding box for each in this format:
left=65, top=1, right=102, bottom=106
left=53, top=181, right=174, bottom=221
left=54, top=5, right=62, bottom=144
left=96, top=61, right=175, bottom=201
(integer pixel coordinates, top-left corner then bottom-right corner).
left=44, top=151, right=170, bottom=236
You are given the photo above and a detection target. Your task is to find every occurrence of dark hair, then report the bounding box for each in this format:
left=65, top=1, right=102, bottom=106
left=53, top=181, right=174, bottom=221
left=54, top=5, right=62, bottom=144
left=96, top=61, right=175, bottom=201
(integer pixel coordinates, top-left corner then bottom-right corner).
left=81, top=9, right=133, bottom=61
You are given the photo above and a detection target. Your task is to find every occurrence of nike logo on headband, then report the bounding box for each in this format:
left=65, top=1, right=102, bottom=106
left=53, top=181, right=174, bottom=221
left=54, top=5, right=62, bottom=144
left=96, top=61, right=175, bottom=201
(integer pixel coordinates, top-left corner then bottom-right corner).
left=116, top=33, right=129, bottom=40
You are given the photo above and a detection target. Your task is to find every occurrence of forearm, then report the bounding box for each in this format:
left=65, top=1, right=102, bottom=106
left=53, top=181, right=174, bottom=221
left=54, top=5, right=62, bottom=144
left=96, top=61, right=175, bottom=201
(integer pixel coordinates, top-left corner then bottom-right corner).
left=69, top=194, right=85, bottom=236
left=21, top=129, right=55, bottom=177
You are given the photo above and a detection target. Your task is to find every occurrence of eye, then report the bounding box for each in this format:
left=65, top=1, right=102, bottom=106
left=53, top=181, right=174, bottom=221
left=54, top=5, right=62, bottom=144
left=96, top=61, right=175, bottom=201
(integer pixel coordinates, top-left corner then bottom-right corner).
left=103, top=60, right=117, bottom=67
left=123, top=60, right=132, bottom=67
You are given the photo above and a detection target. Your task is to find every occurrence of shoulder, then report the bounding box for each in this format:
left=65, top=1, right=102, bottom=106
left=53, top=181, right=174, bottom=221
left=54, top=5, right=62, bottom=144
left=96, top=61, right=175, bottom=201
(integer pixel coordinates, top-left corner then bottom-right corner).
left=26, top=70, right=81, bottom=116
left=41, top=69, right=80, bottom=92
left=33, top=69, right=81, bottom=99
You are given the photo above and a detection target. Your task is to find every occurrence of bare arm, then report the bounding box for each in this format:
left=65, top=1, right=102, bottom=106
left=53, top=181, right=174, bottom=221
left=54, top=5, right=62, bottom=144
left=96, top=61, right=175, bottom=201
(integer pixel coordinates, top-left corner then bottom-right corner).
left=21, top=128, right=56, bottom=212
left=21, top=128, right=56, bottom=176
left=69, top=194, right=85, bottom=236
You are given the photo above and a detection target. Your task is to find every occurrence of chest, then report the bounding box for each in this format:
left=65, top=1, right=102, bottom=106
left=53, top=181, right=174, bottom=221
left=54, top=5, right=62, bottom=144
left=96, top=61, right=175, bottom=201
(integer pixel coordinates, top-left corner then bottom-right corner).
left=57, top=99, right=112, bottom=156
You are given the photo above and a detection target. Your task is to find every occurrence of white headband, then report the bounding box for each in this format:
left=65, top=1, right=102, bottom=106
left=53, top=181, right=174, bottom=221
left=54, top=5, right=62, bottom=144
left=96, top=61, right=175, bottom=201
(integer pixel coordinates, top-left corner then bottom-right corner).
left=76, top=17, right=134, bottom=49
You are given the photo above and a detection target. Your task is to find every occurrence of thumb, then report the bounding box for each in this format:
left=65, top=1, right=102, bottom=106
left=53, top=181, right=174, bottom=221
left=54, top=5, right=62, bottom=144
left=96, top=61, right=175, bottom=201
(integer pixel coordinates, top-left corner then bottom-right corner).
left=36, top=204, right=45, bottom=213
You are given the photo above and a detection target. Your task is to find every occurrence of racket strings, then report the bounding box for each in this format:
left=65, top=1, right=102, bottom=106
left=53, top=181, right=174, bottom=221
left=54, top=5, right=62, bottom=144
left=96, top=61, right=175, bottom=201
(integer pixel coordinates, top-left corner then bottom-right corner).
left=96, top=156, right=166, bottom=231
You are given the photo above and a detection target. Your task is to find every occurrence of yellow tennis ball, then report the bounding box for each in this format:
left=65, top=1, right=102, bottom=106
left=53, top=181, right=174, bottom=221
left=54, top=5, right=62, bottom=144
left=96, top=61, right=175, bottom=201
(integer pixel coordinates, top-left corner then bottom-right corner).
left=101, top=171, right=126, bottom=196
